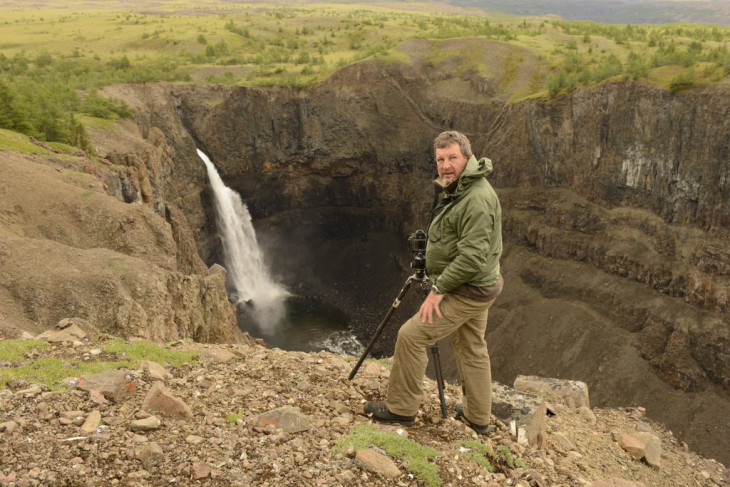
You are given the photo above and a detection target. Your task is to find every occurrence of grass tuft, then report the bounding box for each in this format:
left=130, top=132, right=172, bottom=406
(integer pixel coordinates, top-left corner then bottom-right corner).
left=335, top=424, right=441, bottom=487
left=225, top=411, right=245, bottom=423
left=103, top=339, right=198, bottom=368
left=460, top=440, right=528, bottom=473
left=460, top=440, right=495, bottom=472
left=0, top=337, right=198, bottom=390
left=0, top=339, right=50, bottom=362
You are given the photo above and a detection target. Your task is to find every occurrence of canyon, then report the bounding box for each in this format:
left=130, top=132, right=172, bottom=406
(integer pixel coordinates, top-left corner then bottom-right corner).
left=0, top=38, right=728, bottom=465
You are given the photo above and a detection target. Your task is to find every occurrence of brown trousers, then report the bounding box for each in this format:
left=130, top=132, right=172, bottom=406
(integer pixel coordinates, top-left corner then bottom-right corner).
left=385, top=293, right=495, bottom=425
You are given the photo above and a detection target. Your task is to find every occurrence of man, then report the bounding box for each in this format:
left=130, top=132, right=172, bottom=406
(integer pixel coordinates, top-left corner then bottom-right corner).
left=364, top=130, right=503, bottom=434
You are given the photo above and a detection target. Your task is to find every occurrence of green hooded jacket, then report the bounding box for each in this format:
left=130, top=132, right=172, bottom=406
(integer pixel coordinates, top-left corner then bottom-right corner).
left=426, top=155, right=502, bottom=294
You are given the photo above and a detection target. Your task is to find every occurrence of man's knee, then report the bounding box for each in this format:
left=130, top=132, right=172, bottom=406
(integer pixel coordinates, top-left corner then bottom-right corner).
left=397, top=319, right=418, bottom=342
left=396, top=317, right=431, bottom=346
left=456, top=343, right=490, bottom=364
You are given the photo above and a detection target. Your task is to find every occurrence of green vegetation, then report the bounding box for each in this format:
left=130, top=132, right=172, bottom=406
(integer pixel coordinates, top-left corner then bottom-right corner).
left=539, top=20, right=729, bottom=96
left=0, top=2, right=727, bottom=150
left=670, top=68, right=697, bottom=93
left=103, top=339, right=198, bottom=368
left=460, top=440, right=528, bottom=473
left=0, top=337, right=198, bottom=389
left=335, top=424, right=441, bottom=487
left=0, top=339, right=50, bottom=362
left=225, top=411, right=245, bottom=423
left=0, top=128, right=53, bottom=154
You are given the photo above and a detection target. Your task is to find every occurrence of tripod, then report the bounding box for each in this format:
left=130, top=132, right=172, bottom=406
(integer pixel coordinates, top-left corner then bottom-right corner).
left=348, top=251, right=449, bottom=419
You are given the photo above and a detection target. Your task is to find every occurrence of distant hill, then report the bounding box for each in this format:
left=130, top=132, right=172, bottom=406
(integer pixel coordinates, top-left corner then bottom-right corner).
left=450, top=0, right=730, bottom=25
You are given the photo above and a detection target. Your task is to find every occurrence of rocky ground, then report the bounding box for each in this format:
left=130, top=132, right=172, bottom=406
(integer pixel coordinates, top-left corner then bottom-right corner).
left=1, top=332, right=727, bottom=487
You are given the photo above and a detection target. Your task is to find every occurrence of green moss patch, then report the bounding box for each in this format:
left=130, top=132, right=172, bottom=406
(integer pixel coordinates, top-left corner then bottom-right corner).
left=459, top=440, right=527, bottom=474
left=336, top=424, right=441, bottom=487
left=0, top=337, right=198, bottom=390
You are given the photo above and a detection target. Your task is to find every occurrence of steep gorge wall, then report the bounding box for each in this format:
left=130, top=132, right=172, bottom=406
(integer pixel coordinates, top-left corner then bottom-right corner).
left=171, top=59, right=729, bottom=313
left=175, top=63, right=730, bottom=242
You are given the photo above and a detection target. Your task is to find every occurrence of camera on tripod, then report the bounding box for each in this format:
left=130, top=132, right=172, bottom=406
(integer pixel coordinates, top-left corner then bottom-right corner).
left=408, top=229, right=427, bottom=253
left=408, top=230, right=427, bottom=275
left=349, top=228, right=448, bottom=418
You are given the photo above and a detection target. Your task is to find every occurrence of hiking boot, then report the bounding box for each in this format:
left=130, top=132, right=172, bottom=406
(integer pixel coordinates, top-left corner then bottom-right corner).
left=455, top=403, right=495, bottom=435
left=364, top=401, right=416, bottom=426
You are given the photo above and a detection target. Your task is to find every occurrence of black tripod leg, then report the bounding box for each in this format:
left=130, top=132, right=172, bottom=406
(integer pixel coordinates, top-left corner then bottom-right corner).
left=430, top=344, right=448, bottom=419
left=348, top=276, right=414, bottom=381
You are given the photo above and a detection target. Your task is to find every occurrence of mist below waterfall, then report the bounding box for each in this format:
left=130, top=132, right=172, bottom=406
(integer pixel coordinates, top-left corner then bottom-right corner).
left=198, top=149, right=287, bottom=334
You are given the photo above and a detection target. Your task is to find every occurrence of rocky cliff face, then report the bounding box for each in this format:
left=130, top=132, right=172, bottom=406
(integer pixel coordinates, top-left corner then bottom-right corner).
left=0, top=137, right=241, bottom=344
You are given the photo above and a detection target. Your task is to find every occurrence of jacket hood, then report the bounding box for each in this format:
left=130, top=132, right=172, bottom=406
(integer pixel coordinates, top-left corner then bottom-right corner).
left=460, top=155, right=493, bottom=183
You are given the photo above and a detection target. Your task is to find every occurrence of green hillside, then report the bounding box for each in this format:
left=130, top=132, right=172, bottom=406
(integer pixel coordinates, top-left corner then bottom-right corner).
left=1, top=1, right=728, bottom=150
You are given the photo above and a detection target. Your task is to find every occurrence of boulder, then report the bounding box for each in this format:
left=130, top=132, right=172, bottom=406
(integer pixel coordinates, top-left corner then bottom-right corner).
left=617, top=432, right=662, bottom=467
left=36, top=324, right=86, bottom=343
left=252, top=406, right=312, bottom=434
left=135, top=442, right=164, bottom=470
left=80, top=410, right=101, bottom=434
left=199, top=348, right=237, bottom=363
left=129, top=416, right=162, bottom=432
left=492, top=382, right=547, bottom=447
left=514, top=376, right=590, bottom=409
left=77, top=370, right=135, bottom=403
left=141, top=383, right=193, bottom=420
left=139, top=360, right=167, bottom=381
left=355, top=448, right=401, bottom=479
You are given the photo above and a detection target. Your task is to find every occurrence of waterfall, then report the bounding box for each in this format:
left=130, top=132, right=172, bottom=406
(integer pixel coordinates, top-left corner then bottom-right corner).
left=197, top=149, right=287, bottom=334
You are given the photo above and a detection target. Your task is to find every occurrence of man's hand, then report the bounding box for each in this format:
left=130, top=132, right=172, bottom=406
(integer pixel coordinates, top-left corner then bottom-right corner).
left=419, top=292, right=445, bottom=324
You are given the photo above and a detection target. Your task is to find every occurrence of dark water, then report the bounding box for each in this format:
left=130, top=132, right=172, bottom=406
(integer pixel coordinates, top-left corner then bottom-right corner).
left=236, top=295, right=364, bottom=355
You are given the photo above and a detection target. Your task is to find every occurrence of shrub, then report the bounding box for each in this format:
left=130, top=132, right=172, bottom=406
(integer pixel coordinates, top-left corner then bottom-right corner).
left=0, top=79, right=33, bottom=133
left=81, top=92, right=133, bottom=119
left=627, top=52, right=648, bottom=79
left=592, top=54, right=623, bottom=81
left=108, top=56, right=131, bottom=70
left=669, top=69, right=696, bottom=93
left=547, top=71, right=566, bottom=97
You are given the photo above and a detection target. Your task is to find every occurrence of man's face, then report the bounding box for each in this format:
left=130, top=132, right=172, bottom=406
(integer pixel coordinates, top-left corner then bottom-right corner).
left=436, top=143, right=469, bottom=184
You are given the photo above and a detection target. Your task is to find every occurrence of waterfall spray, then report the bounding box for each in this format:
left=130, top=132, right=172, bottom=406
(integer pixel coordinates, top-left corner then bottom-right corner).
left=198, top=149, right=287, bottom=333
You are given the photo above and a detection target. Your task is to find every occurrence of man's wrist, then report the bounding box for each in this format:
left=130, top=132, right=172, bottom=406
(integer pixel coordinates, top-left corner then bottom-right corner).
left=431, top=284, right=443, bottom=295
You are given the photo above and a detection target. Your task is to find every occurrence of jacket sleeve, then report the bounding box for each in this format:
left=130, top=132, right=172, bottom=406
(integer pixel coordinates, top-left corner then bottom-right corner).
left=433, top=196, right=496, bottom=293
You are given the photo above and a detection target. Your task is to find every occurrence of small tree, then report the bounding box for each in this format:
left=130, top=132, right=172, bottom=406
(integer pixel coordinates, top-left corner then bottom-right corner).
left=627, top=52, right=648, bottom=79
left=669, top=69, right=696, bottom=93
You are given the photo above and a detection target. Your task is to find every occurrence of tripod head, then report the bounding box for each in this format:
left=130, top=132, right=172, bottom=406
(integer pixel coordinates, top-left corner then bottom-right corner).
left=408, top=230, right=431, bottom=295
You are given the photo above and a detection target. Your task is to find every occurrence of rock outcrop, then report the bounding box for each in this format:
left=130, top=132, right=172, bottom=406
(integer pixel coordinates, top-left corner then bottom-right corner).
left=0, top=151, right=240, bottom=344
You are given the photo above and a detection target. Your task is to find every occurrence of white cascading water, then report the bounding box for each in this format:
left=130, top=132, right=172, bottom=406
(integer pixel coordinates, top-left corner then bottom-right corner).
left=197, top=149, right=287, bottom=334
